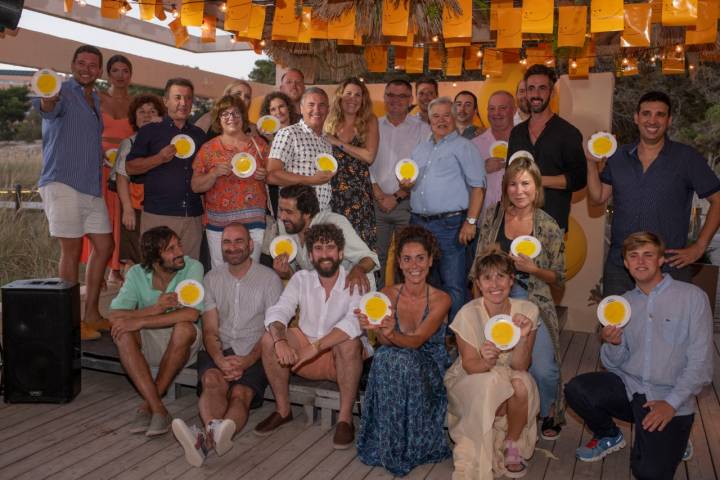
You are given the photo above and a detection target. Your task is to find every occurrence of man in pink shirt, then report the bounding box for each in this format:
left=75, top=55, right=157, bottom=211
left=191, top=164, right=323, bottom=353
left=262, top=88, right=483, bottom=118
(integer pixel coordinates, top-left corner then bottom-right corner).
left=472, top=90, right=517, bottom=213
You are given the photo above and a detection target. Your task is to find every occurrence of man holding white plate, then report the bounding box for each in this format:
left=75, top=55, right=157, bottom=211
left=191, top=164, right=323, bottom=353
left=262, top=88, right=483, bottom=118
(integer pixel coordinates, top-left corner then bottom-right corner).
left=109, top=226, right=204, bottom=437
left=586, top=90, right=720, bottom=296
left=565, top=231, right=713, bottom=479
left=126, top=78, right=207, bottom=260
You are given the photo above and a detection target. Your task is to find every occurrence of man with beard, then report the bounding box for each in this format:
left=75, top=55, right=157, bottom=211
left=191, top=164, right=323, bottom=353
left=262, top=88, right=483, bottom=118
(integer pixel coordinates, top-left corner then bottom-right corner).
left=109, top=226, right=204, bottom=437
left=272, top=184, right=379, bottom=294
left=453, top=90, right=483, bottom=139
left=514, top=79, right=530, bottom=125
left=258, top=223, right=366, bottom=450
left=171, top=223, right=282, bottom=467
left=268, top=87, right=334, bottom=211
left=565, top=232, right=713, bottom=479
left=507, top=64, right=586, bottom=231
left=33, top=45, right=113, bottom=340
left=126, top=78, right=207, bottom=259
left=473, top=90, right=517, bottom=212
left=586, top=91, right=720, bottom=295
left=279, top=68, right=305, bottom=114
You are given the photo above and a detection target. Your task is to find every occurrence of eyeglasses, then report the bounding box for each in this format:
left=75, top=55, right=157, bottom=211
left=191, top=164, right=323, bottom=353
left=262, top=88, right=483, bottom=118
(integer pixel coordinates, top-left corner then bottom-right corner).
left=220, top=110, right=242, bottom=120
left=385, top=93, right=411, bottom=100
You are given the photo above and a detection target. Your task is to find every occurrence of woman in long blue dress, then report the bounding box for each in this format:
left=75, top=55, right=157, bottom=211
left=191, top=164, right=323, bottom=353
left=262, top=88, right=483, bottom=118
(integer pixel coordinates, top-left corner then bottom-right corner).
left=356, top=225, right=452, bottom=476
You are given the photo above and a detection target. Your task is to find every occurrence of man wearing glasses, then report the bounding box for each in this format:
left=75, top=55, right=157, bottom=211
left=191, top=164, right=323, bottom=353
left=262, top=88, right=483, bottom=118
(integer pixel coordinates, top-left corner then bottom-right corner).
left=369, top=80, right=431, bottom=287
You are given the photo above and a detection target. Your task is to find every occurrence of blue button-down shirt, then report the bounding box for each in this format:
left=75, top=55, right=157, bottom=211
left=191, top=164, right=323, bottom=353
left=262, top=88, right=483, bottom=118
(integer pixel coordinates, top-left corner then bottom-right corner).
left=600, top=274, right=714, bottom=416
left=32, top=78, right=104, bottom=197
left=410, top=131, right=486, bottom=215
left=600, top=138, right=720, bottom=266
left=127, top=116, right=206, bottom=217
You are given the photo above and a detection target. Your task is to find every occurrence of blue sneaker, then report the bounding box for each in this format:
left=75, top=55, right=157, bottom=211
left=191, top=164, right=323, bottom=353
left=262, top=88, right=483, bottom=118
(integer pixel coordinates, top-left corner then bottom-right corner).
left=576, top=432, right=626, bottom=462
left=682, top=439, right=693, bottom=461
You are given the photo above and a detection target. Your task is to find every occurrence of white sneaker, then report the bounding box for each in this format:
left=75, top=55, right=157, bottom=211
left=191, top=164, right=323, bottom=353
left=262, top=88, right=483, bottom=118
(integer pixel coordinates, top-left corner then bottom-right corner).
left=172, top=419, right=208, bottom=467
left=207, top=419, right=236, bottom=456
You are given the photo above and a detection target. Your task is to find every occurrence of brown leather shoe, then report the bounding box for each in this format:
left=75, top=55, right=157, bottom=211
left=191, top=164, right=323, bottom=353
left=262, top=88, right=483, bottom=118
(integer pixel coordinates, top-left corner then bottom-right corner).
left=332, top=421, right=355, bottom=449
left=253, top=411, right=293, bottom=437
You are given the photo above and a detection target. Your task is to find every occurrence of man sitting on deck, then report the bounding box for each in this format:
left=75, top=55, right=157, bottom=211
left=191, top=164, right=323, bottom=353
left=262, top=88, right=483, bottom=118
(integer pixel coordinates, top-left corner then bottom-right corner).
left=109, top=226, right=203, bottom=437
left=258, top=223, right=366, bottom=450
left=564, top=232, right=713, bottom=480
left=171, top=223, right=283, bottom=467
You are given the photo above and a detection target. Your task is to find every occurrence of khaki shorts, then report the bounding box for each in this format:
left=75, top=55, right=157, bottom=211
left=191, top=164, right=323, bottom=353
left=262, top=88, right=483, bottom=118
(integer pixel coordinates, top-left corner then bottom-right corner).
left=140, top=211, right=203, bottom=261
left=39, top=182, right=111, bottom=238
left=140, top=323, right=202, bottom=368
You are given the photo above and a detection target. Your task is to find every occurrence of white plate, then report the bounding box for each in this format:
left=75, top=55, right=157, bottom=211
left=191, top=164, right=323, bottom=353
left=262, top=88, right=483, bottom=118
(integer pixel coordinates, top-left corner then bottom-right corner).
left=175, top=279, right=205, bottom=308
left=315, top=153, right=338, bottom=173
left=588, top=132, right=617, bottom=159
left=597, top=295, right=631, bottom=328
left=508, top=150, right=534, bottom=165
left=231, top=152, right=257, bottom=178
left=31, top=69, right=62, bottom=98
left=359, top=291, right=392, bottom=325
left=484, top=314, right=521, bottom=351
left=104, top=148, right=118, bottom=168
left=510, top=235, right=542, bottom=259
left=257, top=115, right=281, bottom=135
left=171, top=134, right=196, bottom=159
left=394, top=158, right=419, bottom=182
left=489, top=140, right=509, bottom=160
left=269, top=235, right=298, bottom=261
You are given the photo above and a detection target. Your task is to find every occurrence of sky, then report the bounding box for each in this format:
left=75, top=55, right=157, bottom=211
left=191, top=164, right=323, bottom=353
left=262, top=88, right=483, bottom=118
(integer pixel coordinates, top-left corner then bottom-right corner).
left=2, top=1, right=266, bottom=78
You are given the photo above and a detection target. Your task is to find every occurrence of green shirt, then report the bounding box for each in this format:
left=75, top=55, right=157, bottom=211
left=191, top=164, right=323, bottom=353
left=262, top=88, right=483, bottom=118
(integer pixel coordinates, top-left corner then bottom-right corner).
left=110, top=256, right=205, bottom=313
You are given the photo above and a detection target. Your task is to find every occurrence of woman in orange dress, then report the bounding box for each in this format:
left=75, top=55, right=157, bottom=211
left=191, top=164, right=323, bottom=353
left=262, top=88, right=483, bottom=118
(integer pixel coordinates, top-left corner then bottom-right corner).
left=81, top=55, right=134, bottom=292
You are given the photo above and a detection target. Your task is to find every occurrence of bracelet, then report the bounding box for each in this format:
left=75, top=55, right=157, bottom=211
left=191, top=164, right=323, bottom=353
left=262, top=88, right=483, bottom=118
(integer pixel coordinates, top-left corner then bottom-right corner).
left=273, top=338, right=288, bottom=346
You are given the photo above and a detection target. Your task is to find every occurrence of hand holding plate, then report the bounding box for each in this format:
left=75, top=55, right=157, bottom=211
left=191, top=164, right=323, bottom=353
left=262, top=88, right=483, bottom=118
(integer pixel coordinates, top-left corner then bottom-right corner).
left=160, top=144, right=177, bottom=163
left=156, top=292, right=179, bottom=312
left=398, top=178, right=415, bottom=191
left=511, top=253, right=537, bottom=274
left=272, top=253, right=293, bottom=280
left=480, top=340, right=501, bottom=366
left=600, top=325, right=623, bottom=345
left=512, top=313, right=533, bottom=337
left=212, top=163, right=232, bottom=178
left=254, top=166, right=268, bottom=181
left=485, top=157, right=506, bottom=173
left=310, top=170, right=334, bottom=185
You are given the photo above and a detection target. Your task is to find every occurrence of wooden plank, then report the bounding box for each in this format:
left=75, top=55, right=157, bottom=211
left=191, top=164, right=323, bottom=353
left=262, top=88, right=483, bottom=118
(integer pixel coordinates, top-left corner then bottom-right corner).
left=363, top=466, right=395, bottom=479
left=265, top=429, right=335, bottom=480
left=299, top=444, right=357, bottom=479
left=425, top=458, right=454, bottom=479
left=399, top=461, right=435, bottom=479
left=683, top=398, right=717, bottom=480
left=696, top=385, right=720, bottom=477
left=333, top=456, right=374, bottom=480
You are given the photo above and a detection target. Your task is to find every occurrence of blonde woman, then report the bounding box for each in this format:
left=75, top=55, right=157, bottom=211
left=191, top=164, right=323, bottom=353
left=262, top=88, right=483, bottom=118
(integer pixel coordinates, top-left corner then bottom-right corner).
left=446, top=249, right=539, bottom=479
left=324, top=77, right=379, bottom=249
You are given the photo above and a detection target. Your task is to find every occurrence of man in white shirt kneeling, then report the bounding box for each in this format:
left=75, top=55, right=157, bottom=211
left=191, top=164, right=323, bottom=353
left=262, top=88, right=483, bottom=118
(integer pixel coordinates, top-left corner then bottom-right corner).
left=257, top=223, right=366, bottom=450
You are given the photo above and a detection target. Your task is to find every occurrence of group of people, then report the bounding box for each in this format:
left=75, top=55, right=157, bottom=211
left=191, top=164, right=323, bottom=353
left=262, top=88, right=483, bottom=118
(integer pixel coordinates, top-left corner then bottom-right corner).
left=33, top=43, right=717, bottom=479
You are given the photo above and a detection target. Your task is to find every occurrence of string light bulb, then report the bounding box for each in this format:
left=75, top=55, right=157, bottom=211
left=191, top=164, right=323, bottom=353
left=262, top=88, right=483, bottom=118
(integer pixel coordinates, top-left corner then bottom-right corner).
left=675, top=44, right=683, bottom=53
left=230, top=35, right=236, bottom=43
left=431, top=35, right=439, bottom=42
left=78, top=0, right=86, bottom=5
left=119, top=4, right=127, bottom=14
left=622, top=57, right=629, bottom=65
left=689, top=64, right=695, bottom=70
left=259, top=39, right=266, bottom=47
left=476, top=50, right=483, bottom=58
left=171, top=4, right=179, bottom=18
left=519, top=58, right=527, bottom=65
left=219, top=1, right=227, bottom=12
left=452, top=82, right=457, bottom=87
left=571, top=59, right=578, bottom=69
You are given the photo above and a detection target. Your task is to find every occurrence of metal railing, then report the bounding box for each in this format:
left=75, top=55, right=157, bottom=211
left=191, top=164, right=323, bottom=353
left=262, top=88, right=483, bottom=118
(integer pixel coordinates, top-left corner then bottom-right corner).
left=0, top=185, right=43, bottom=210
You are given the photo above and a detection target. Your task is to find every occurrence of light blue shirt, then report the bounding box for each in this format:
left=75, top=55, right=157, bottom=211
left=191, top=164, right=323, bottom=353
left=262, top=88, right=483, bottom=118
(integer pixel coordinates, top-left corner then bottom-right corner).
left=409, top=131, right=486, bottom=215
left=32, top=78, right=104, bottom=197
left=601, top=274, right=714, bottom=416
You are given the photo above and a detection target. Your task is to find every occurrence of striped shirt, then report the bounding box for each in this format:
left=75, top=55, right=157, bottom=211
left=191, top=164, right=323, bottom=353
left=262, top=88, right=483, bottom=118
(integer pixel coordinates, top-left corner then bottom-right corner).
left=32, top=78, right=104, bottom=197
left=203, top=262, right=283, bottom=356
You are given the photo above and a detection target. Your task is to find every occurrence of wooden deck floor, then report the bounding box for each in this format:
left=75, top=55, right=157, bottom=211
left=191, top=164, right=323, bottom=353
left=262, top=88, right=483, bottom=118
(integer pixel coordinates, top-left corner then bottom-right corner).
left=1, top=330, right=718, bottom=480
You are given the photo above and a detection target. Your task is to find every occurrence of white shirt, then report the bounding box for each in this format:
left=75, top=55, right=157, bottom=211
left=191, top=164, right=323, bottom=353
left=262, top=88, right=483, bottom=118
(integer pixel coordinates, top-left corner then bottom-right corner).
left=370, top=115, right=431, bottom=195
left=264, top=267, right=362, bottom=340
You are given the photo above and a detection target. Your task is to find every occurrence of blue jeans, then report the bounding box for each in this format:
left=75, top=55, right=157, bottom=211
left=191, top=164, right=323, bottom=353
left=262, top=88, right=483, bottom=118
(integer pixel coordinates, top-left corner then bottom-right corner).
left=410, top=213, right=467, bottom=323
left=510, top=282, right=560, bottom=418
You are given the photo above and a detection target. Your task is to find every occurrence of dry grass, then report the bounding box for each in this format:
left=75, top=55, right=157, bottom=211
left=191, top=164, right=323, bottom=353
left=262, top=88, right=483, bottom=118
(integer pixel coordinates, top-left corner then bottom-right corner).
left=0, top=142, right=59, bottom=286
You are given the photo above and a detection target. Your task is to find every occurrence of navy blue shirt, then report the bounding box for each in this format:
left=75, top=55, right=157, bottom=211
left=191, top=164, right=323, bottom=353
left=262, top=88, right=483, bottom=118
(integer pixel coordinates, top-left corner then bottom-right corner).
left=127, top=116, right=206, bottom=217
left=508, top=114, right=587, bottom=231
left=600, top=138, right=720, bottom=266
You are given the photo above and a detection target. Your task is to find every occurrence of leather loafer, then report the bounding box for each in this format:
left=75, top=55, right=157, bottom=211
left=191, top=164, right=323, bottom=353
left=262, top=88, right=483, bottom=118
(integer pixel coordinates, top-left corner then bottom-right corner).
left=253, top=411, right=293, bottom=437
left=332, top=421, right=355, bottom=449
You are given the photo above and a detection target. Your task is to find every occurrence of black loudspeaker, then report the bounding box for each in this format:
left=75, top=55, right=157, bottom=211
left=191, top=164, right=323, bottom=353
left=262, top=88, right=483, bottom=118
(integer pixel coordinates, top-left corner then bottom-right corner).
left=0, top=0, right=23, bottom=32
left=2, top=278, right=81, bottom=403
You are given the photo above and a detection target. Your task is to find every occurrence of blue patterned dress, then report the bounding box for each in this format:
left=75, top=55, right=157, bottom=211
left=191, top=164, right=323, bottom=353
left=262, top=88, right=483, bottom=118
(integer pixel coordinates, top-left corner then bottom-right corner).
left=357, top=285, right=452, bottom=476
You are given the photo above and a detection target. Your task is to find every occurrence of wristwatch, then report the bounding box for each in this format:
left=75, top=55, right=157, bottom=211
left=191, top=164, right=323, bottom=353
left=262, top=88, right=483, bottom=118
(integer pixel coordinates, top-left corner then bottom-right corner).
left=465, top=216, right=477, bottom=225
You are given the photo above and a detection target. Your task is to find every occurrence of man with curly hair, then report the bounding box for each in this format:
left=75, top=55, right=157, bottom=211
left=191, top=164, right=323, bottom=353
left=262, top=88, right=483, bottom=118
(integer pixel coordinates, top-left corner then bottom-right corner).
left=109, top=226, right=204, bottom=437
left=257, top=223, right=367, bottom=450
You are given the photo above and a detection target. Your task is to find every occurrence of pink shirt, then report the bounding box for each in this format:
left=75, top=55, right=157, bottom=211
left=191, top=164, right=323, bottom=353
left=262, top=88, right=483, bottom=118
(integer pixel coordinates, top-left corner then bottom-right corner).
left=473, top=129, right=505, bottom=212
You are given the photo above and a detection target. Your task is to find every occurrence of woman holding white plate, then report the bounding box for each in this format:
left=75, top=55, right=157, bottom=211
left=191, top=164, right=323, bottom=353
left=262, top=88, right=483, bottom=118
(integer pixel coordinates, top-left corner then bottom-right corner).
left=470, top=156, right=566, bottom=440
left=356, top=225, right=451, bottom=476
left=446, top=248, right=538, bottom=479
left=324, top=77, right=379, bottom=250
left=191, top=95, right=269, bottom=266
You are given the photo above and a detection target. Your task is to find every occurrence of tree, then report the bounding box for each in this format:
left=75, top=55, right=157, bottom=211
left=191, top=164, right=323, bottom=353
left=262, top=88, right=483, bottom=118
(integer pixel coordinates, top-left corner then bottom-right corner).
left=249, top=59, right=276, bottom=85
left=0, top=86, right=30, bottom=141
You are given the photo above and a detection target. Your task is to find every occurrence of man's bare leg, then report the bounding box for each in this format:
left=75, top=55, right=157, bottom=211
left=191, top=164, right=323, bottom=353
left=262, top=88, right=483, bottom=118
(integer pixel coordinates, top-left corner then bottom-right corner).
left=154, top=322, right=196, bottom=397
left=114, top=331, right=166, bottom=415
left=224, top=386, right=254, bottom=432
left=260, top=332, right=292, bottom=417
left=57, top=237, right=82, bottom=283
left=332, top=339, right=363, bottom=423
left=85, top=232, right=113, bottom=325
left=199, top=369, right=230, bottom=426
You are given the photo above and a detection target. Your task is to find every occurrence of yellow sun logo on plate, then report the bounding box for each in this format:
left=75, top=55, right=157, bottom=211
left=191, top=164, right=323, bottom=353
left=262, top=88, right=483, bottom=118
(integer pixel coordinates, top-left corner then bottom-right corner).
left=106, top=149, right=118, bottom=167
left=274, top=239, right=294, bottom=256
left=516, top=240, right=537, bottom=257
left=365, top=297, right=387, bottom=320
left=175, top=138, right=192, bottom=156
left=399, top=163, right=416, bottom=180
left=491, top=143, right=508, bottom=159
left=37, top=74, right=57, bottom=95
left=491, top=322, right=514, bottom=345
left=261, top=118, right=277, bottom=132
left=235, top=157, right=252, bottom=173
left=591, top=136, right=613, bottom=156
left=178, top=283, right=201, bottom=305
left=603, top=302, right=626, bottom=325
left=317, top=156, right=335, bottom=171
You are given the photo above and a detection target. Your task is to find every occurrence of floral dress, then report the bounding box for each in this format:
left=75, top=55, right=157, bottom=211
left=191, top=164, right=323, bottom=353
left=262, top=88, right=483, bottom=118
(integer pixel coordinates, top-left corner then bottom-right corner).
left=330, top=138, right=377, bottom=250
left=357, top=285, right=451, bottom=476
